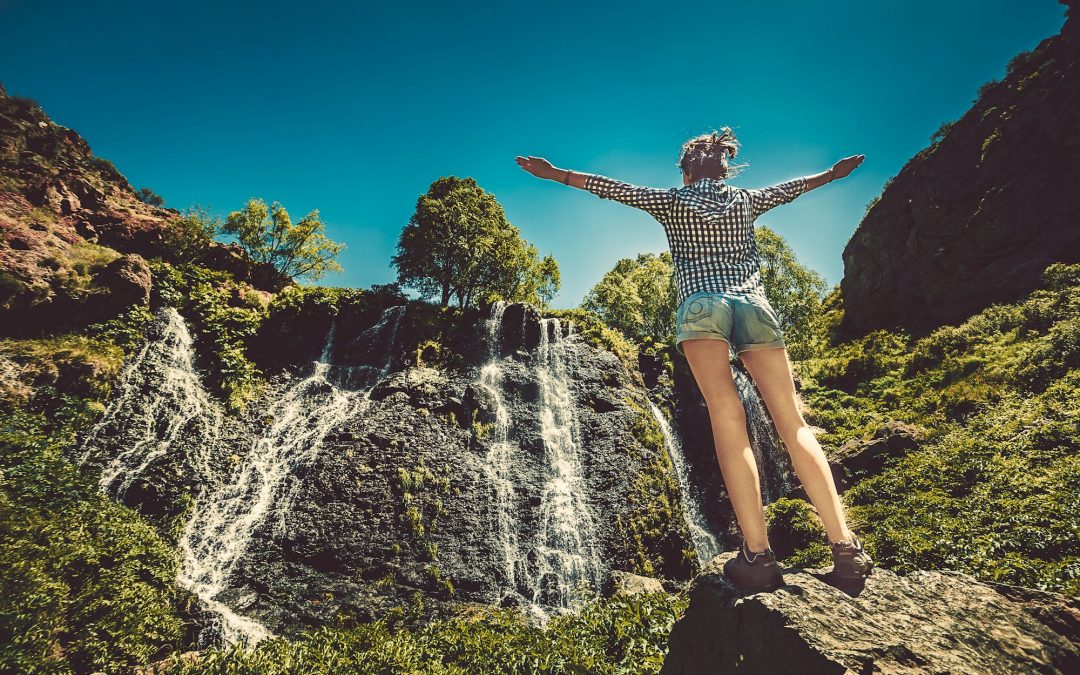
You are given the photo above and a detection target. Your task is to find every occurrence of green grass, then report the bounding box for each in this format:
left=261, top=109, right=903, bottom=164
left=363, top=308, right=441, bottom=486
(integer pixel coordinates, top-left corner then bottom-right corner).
left=794, top=262, right=1080, bottom=595
left=157, top=590, right=688, bottom=675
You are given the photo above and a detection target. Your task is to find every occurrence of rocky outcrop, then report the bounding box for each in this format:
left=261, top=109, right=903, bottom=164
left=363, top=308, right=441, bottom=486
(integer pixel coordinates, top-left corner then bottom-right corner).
left=0, top=83, right=285, bottom=334
left=839, top=0, right=1080, bottom=338
left=80, top=301, right=700, bottom=642
left=779, top=420, right=928, bottom=501
left=661, top=551, right=1080, bottom=674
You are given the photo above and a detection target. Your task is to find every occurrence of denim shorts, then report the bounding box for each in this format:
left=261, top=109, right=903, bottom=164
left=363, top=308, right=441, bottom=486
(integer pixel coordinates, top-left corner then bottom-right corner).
left=674, top=291, right=786, bottom=356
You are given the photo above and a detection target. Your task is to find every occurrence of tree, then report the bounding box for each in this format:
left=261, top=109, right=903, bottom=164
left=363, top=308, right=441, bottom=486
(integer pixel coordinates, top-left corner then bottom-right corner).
left=582, top=252, right=677, bottom=343
left=582, top=229, right=827, bottom=360
left=135, top=186, right=165, bottom=206
left=163, top=205, right=220, bottom=263
left=392, top=176, right=560, bottom=308
left=222, top=198, right=344, bottom=281
left=755, top=224, right=828, bottom=360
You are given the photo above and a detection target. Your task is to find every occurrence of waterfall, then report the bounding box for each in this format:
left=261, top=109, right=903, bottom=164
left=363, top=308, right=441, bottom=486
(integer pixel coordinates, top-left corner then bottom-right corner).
left=82, top=304, right=405, bottom=647
left=476, top=304, right=601, bottom=623
left=530, top=317, right=601, bottom=618
left=79, top=307, right=222, bottom=498
left=732, top=367, right=797, bottom=504
left=646, top=400, right=720, bottom=564
left=476, top=301, right=528, bottom=605
left=178, top=305, right=405, bottom=646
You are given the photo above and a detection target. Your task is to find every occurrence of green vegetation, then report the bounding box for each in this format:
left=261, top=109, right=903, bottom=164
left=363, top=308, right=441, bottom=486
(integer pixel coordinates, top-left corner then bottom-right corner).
left=756, top=225, right=829, bottom=360
left=543, top=307, right=638, bottom=370
left=163, top=206, right=222, bottom=264
left=390, top=458, right=455, bottom=597
left=42, top=240, right=121, bottom=299
left=615, top=395, right=697, bottom=579
left=157, top=590, right=687, bottom=674
left=0, top=336, right=187, bottom=674
left=153, top=262, right=268, bottom=411
left=135, top=186, right=166, bottom=206
left=223, top=198, right=345, bottom=282
left=763, top=497, right=830, bottom=569
left=583, top=252, right=677, bottom=344
left=392, top=176, right=560, bottom=308
left=795, top=263, right=1080, bottom=595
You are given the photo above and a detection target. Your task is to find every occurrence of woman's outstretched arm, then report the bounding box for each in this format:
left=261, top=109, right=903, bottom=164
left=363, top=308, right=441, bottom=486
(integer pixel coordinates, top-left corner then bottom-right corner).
left=804, top=154, right=865, bottom=191
left=746, top=154, right=866, bottom=218
left=515, top=155, right=588, bottom=188
left=515, top=155, right=677, bottom=221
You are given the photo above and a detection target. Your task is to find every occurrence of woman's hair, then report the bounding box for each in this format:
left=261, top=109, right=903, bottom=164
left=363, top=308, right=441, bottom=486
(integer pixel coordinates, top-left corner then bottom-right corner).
left=677, top=127, right=748, bottom=181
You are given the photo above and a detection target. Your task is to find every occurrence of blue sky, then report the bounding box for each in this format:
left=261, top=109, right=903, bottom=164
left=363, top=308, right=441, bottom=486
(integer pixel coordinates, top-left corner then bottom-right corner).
left=0, top=1, right=1069, bottom=307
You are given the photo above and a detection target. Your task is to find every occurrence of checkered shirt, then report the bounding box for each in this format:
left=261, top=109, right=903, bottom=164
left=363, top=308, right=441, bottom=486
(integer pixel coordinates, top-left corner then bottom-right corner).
left=582, top=173, right=808, bottom=307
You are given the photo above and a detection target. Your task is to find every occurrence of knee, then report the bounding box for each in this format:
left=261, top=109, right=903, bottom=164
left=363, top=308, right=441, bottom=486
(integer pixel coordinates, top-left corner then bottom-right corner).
left=703, top=397, right=747, bottom=427
left=777, top=421, right=813, bottom=450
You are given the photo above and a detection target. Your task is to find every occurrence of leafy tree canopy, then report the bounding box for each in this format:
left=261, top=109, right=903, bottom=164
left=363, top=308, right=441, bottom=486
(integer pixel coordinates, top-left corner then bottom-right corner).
left=582, top=252, right=677, bottom=343
left=222, top=198, right=345, bottom=282
left=392, top=176, right=560, bottom=308
left=582, top=226, right=827, bottom=358
left=756, top=224, right=828, bottom=360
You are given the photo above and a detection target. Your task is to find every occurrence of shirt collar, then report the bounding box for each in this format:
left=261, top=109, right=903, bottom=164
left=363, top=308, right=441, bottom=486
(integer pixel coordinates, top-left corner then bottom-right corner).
left=690, top=176, right=724, bottom=188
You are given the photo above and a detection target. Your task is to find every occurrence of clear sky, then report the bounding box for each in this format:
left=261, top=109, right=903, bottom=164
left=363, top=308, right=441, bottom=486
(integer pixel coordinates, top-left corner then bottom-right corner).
left=0, top=0, right=1069, bottom=307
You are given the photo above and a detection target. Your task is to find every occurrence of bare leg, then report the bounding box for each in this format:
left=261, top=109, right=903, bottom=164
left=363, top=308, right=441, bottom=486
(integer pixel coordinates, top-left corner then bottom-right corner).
left=738, top=346, right=855, bottom=544
left=683, top=339, right=771, bottom=552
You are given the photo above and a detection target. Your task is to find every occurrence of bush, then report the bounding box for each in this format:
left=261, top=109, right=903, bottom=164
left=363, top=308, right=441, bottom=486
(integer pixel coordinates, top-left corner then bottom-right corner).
left=151, top=262, right=267, bottom=410
left=797, top=263, right=1080, bottom=594
left=0, top=336, right=184, bottom=673
left=157, top=589, right=688, bottom=674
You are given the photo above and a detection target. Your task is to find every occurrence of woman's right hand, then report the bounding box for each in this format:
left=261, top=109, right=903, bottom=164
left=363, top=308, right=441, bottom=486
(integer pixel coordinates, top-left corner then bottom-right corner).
left=516, top=155, right=558, bottom=180
left=830, top=154, right=865, bottom=180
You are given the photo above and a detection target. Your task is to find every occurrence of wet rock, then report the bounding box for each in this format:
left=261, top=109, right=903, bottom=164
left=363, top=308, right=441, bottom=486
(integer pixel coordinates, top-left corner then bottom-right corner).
left=661, top=552, right=1080, bottom=674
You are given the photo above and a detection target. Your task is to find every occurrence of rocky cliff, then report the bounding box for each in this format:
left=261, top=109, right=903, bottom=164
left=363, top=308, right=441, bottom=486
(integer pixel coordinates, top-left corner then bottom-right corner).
left=0, top=82, right=282, bottom=336
left=660, top=552, right=1079, bottom=674
left=839, top=0, right=1079, bottom=338
left=77, top=298, right=708, bottom=643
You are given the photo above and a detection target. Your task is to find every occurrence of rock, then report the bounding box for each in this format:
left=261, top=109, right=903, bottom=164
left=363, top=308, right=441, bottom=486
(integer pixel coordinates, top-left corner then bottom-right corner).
left=97, top=252, right=151, bottom=309
left=610, top=570, right=667, bottom=596
left=0, top=82, right=284, bottom=333
left=827, top=420, right=927, bottom=492
left=660, top=552, right=1080, bottom=674
left=839, top=1, right=1080, bottom=338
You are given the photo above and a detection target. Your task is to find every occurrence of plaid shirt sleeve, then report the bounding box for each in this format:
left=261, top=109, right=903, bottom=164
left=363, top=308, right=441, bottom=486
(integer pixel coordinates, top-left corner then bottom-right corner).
left=744, top=177, right=809, bottom=218
left=582, top=173, right=677, bottom=221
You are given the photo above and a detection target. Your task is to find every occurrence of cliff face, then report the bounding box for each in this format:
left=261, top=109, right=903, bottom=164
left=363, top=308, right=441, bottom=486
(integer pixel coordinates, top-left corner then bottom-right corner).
left=78, top=300, right=703, bottom=642
left=840, top=0, right=1080, bottom=338
left=0, top=83, right=282, bottom=335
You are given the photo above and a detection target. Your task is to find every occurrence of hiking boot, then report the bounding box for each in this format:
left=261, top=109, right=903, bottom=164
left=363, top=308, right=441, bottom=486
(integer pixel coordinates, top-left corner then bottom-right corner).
left=723, top=539, right=784, bottom=592
left=829, top=533, right=875, bottom=579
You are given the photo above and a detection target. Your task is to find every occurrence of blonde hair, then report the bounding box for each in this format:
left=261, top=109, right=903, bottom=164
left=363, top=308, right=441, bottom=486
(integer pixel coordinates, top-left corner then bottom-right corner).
left=677, top=127, right=749, bottom=181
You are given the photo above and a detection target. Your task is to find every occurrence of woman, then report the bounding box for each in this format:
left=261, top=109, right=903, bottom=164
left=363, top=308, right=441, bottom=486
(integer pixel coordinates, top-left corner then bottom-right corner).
left=515, top=128, right=874, bottom=592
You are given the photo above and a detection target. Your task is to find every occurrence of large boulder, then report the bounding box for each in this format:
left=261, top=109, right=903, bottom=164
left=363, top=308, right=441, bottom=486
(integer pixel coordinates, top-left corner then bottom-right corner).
left=839, top=0, right=1080, bottom=338
left=661, top=552, right=1080, bottom=674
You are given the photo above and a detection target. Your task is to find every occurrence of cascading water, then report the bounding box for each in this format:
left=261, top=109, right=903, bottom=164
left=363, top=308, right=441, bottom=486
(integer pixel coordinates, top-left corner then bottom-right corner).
left=81, top=304, right=406, bottom=647
left=476, top=304, right=602, bottom=623
left=530, top=317, right=602, bottom=617
left=79, top=307, right=222, bottom=498
left=646, top=400, right=720, bottom=564
left=178, top=305, right=405, bottom=646
left=475, top=301, right=528, bottom=604
left=732, top=367, right=797, bottom=504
